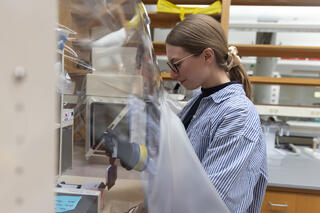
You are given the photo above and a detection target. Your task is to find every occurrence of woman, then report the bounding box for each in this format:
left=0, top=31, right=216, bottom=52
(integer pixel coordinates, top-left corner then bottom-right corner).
left=166, top=14, right=268, bottom=213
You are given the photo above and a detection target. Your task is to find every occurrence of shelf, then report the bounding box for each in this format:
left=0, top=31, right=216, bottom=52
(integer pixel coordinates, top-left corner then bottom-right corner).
left=64, top=61, right=90, bottom=75
left=153, top=41, right=167, bottom=55
left=160, top=72, right=320, bottom=86
left=148, top=12, right=220, bottom=28
left=235, top=44, right=320, bottom=58
left=144, top=0, right=229, bottom=36
left=175, top=101, right=320, bottom=117
left=153, top=42, right=320, bottom=58
left=143, top=0, right=320, bottom=6
left=256, top=104, right=320, bottom=118
left=231, top=0, right=320, bottom=6
left=229, top=23, right=320, bottom=33
left=61, top=120, right=74, bottom=128
left=143, top=0, right=220, bottom=4
left=67, top=68, right=90, bottom=75
left=249, top=76, right=320, bottom=86
left=55, top=120, right=73, bottom=129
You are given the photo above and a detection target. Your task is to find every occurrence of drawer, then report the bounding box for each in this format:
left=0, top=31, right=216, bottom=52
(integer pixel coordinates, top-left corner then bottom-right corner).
left=296, top=193, right=320, bottom=213
left=261, top=191, right=296, bottom=213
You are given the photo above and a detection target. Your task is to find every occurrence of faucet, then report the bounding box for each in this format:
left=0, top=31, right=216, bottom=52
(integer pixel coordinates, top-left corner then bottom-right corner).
left=261, top=116, right=290, bottom=152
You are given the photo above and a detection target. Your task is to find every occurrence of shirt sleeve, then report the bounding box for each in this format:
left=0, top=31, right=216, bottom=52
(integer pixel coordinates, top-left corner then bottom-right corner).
left=201, top=134, right=257, bottom=212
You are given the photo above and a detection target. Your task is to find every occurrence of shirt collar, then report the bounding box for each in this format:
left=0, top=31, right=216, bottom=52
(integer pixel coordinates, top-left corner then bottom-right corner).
left=201, top=81, right=239, bottom=97
left=207, top=83, right=245, bottom=104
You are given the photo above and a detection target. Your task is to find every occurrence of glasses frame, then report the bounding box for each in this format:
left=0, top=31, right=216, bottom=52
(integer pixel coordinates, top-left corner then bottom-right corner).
left=167, top=54, right=194, bottom=73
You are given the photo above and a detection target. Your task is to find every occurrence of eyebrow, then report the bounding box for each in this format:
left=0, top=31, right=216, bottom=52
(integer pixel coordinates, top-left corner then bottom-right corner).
left=169, top=58, right=178, bottom=64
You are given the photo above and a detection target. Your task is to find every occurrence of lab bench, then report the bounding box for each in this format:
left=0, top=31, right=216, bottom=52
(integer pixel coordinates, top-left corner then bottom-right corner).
left=261, top=146, right=320, bottom=213
left=57, top=175, right=144, bottom=213
left=57, top=146, right=320, bottom=213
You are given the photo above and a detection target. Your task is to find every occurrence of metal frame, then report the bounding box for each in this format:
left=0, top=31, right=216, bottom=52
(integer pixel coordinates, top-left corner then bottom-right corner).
left=85, top=96, right=129, bottom=159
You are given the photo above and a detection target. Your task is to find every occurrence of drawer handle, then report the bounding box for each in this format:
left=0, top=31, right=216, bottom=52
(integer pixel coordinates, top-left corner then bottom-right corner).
left=268, top=201, right=288, bottom=208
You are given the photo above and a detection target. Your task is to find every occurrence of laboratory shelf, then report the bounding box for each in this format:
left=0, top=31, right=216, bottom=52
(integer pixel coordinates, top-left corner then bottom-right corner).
left=142, top=0, right=220, bottom=4
left=248, top=76, right=320, bottom=86
left=55, top=121, right=73, bottom=129
left=173, top=99, right=320, bottom=118
left=143, top=0, right=320, bottom=6
left=148, top=12, right=220, bottom=28
left=231, top=0, right=320, bottom=6
left=256, top=104, right=320, bottom=118
left=160, top=72, right=320, bottom=86
left=234, top=44, right=320, bottom=58
left=153, top=41, right=320, bottom=58
left=229, top=23, right=320, bottom=33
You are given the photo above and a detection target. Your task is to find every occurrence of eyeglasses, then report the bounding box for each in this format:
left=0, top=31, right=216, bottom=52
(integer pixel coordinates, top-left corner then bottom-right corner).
left=167, top=54, right=194, bottom=73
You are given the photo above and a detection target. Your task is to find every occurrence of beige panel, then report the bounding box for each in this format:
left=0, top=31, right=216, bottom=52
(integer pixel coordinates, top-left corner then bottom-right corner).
left=0, top=0, right=56, bottom=212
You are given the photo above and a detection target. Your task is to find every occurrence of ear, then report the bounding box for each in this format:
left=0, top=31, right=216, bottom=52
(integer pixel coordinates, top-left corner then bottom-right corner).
left=202, top=48, right=215, bottom=64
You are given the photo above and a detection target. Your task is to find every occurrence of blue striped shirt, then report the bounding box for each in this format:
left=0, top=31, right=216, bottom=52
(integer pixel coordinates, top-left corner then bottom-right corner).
left=179, top=84, right=268, bottom=213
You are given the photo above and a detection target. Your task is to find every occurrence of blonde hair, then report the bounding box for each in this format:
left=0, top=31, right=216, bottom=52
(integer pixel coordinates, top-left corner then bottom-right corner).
left=165, top=14, right=252, bottom=100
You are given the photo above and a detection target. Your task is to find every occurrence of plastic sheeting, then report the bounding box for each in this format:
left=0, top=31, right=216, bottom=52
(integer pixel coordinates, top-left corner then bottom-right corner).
left=143, top=94, right=230, bottom=213
left=58, top=0, right=161, bottom=159
left=58, top=0, right=228, bottom=212
left=55, top=62, right=75, bottom=94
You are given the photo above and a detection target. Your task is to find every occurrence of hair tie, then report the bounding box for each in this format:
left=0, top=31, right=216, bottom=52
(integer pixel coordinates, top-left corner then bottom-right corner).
left=226, top=46, right=241, bottom=72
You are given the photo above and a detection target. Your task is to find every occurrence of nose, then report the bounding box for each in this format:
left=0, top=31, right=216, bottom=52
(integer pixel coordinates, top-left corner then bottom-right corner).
left=170, top=69, right=179, bottom=80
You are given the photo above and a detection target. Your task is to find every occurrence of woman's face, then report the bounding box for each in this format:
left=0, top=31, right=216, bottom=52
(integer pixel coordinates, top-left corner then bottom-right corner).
left=166, top=44, right=210, bottom=90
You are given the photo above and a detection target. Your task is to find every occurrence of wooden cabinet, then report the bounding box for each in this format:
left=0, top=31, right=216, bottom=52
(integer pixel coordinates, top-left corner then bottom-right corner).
left=295, top=193, right=320, bottom=213
left=262, top=191, right=297, bottom=213
left=261, top=187, right=320, bottom=213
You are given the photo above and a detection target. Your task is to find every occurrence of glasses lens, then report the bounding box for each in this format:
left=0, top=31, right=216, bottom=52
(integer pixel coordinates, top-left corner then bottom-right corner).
left=167, top=62, right=178, bottom=73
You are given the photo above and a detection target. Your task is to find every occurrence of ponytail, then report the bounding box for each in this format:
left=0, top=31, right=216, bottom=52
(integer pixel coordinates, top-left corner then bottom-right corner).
left=225, top=46, right=252, bottom=101
left=229, top=65, right=253, bottom=101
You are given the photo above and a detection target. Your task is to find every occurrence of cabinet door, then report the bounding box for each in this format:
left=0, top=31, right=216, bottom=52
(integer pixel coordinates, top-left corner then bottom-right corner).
left=261, top=191, right=296, bottom=213
left=296, top=193, right=320, bottom=213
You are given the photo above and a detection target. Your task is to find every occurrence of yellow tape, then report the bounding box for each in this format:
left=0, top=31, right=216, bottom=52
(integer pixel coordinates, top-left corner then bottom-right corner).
left=134, top=145, right=148, bottom=171
left=157, top=0, right=222, bottom=20
left=139, top=2, right=147, bottom=15
left=127, top=3, right=149, bottom=31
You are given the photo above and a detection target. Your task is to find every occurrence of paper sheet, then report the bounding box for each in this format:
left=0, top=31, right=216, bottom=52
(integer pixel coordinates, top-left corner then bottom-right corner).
left=55, top=196, right=82, bottom=212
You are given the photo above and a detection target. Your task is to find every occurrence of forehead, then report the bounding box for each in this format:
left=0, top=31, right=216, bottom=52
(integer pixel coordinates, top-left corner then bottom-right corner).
left=165, top=44, right=188, bottom=60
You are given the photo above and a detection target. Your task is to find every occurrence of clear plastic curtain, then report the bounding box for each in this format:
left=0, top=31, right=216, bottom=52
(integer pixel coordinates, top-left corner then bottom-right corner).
left=59, top=0, right=229, bottom=212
